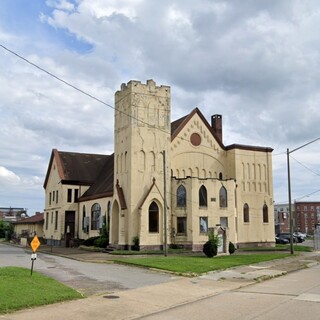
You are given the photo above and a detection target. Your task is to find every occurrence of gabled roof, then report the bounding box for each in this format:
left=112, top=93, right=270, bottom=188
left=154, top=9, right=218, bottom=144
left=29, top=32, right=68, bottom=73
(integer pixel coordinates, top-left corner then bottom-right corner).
left=13, top=213, right=44, bottom=224
left=171, top=108, right=273, bottom=153
left=171, top=108, right=225, bottom=149
left=138, top=178, right=167, bottom=209
left=43, top=149, right=109, bottom=188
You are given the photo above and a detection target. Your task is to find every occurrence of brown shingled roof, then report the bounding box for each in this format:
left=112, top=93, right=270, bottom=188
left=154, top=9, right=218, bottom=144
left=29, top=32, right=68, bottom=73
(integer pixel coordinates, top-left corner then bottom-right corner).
left=59, top=151, right=108, bottom=184
left=13, top=213, right=44, bottom=224
left=79, top=154, right=114, bottom=201
left=44, top=149, right=109, bottom=188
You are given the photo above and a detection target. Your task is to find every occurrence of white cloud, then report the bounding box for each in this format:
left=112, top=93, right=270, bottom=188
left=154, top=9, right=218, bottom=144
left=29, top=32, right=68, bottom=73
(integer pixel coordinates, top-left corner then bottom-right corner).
left=1, top=0, right=320, bottom=213
left=0, top=166, right=21, bottom=185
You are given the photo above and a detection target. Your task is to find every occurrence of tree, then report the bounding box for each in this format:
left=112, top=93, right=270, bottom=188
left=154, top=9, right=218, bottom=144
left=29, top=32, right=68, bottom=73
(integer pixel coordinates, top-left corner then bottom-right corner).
left=0, top=220, right=14, bottom=239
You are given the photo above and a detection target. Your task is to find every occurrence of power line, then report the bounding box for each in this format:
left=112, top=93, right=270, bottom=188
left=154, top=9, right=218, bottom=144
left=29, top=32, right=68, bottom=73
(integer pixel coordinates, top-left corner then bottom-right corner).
left=1, top=45, right=115, bottom=109
left=0, top=43, right=280, bottom=158
left=290, top=154, right=320, bottom=177
left=294, top=189, right=320, bottom=202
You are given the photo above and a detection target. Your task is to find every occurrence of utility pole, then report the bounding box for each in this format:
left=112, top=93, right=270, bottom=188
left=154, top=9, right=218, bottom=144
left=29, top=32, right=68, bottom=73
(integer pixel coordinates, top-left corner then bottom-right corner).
left=287, top=137, right=320, bottom=255
left=163, top=150, right=168, bottom=257
left=287, top=148, right=294, bottom=254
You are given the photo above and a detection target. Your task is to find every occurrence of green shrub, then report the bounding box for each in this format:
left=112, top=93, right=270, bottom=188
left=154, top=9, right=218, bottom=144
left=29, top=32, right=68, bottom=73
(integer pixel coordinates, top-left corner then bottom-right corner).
left=203, top=240, right=218, bottom=258
left=131, top=236, right=140, bottom=251
left=228, top=241, right=236, bottom=254
left=203, top=230, right=220, bottom=258
left=94, top=236, right=108, bottom=248
left=83, top=236, right=100, bottom=246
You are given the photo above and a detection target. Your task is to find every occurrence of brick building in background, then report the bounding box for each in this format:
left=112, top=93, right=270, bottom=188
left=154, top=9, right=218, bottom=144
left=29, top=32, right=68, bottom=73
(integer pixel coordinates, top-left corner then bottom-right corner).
left=274, top=203, right=291, bottom=234
left=295, top=201, right=320, bottom=235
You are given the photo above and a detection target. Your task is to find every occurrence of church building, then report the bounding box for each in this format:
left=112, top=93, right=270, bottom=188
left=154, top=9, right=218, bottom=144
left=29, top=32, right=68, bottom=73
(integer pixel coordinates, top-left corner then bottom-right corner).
left=43, top=79, right=275, bottom=251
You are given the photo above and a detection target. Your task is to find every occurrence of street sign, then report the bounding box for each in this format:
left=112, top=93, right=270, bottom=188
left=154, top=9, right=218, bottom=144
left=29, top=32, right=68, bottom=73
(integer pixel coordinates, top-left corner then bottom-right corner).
left=30, top=235, right=40, bottom=252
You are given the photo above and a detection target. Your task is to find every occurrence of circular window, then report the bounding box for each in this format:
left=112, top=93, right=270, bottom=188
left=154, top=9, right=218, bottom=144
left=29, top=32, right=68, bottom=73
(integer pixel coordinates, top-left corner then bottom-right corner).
left=190, top=133, right=201, bottom=146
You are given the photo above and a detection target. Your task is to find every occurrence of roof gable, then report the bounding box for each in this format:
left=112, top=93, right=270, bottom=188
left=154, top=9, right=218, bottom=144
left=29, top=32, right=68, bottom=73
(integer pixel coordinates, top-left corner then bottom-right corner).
left=44, top=149, right=109, bottom=189
left=171, top=108, right=225, bottom=149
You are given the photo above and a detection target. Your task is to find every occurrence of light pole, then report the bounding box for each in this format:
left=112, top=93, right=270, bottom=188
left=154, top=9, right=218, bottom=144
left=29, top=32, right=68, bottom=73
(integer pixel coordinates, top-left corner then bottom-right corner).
left=287, top=137, right=320, bottom=254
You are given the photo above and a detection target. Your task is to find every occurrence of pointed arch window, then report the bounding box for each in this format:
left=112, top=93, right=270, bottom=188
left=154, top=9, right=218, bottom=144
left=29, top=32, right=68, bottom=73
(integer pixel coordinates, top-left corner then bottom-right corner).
left=91, top=203, right=101, bottom=230
left=263, top=204, right=269, bottom=223
left=149, top=201, right=159, bottom=233
left=82, top=205, right=87, bottom=231
left=243, top=203, right=249, bottom=223
left=199, top=185, right=207, bottom=207
left=107, top=201, right=111, bottom=232
left=219, top=186, right=227, bottom=208
left=177, top=185, right=187, bottom=207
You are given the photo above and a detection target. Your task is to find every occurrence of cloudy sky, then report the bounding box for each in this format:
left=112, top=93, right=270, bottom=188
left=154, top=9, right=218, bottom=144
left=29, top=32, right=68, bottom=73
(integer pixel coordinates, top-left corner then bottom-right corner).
left=1, top=0, right=320, bottom=215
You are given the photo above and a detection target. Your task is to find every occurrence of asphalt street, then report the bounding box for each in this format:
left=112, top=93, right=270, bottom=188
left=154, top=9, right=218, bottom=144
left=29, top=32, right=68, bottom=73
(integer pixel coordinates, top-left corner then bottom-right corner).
left=1, top=241, right=320, bottom=319
left=0, top=243, right=178, bottom=296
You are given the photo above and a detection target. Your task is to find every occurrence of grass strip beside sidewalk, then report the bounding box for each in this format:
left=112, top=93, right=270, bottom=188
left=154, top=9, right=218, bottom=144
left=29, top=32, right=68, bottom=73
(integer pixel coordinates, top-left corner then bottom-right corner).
left=113, top=253, right=292, bottom=275
left=0, top=267, right=84, bottom=314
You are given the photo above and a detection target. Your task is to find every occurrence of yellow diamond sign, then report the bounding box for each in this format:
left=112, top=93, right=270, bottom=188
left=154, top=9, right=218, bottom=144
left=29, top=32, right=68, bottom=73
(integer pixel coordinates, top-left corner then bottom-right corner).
left=30, top=235, right=40, bottom=253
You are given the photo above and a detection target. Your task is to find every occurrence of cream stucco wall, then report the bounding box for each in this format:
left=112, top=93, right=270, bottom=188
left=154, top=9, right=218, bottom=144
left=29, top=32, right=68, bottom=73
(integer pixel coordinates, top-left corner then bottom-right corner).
left=44, top=79, right=275, bottom=250
left=113, top=80, right=171, bottom=249
left=14, top=223, right=43, bottom=238
left=227, top=148, right=274, bottom=246
left=170, top=112, right=235, bottom=251
left=44, top=156, right=96, bottom=245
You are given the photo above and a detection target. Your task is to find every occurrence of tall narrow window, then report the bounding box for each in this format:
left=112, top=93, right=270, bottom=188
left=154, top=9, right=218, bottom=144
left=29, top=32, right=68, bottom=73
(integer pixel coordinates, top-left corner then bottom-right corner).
left=263, top=204, right=269, bottom=223
left=149, top=201, right=159, bottom=233
left=56, top=190, right=58, bottom=204
left=199, top=217, right=208, bottom=233
left=67, top=189, right=72, bottom=203
left=219, top=186, right=227, bottom=208
left=243, top=203, right=249, bottom=223
left=82, top=205, right=86, bottom=231
left=107, top=201, right=111, bottom=234
left=49, top=192, right=51, bottom=205
left=74, top=189, right=79, bottom=202
left=199, top=185, right=207, bottom=207
left=52, top=191, right=55, bottom=202
left=45, top=212, right=49, bottom=230
left=91, top=203, right=101, bottom=230
left=55, top=211, right=58, bottom=230
left=177, top=217, right=187, bottom=234
left=177, top=185, right=187, bottom=207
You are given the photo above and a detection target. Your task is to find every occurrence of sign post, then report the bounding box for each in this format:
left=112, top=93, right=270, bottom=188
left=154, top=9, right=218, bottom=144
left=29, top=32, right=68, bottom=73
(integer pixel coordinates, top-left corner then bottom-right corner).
left=30, top=235, right=40, bottom=276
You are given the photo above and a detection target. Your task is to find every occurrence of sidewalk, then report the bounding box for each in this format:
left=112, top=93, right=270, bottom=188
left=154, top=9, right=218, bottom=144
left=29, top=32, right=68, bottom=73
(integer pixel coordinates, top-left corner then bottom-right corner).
left=2, top=245, right=320, bottom=320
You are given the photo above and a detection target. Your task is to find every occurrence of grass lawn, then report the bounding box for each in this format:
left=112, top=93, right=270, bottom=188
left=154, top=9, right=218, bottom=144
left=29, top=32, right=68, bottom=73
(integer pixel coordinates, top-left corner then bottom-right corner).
left=241, top=244, right=313, bottom=252
left=0, top=267, right=84, bottom=314
left=113, top=253, right=292, bottom=275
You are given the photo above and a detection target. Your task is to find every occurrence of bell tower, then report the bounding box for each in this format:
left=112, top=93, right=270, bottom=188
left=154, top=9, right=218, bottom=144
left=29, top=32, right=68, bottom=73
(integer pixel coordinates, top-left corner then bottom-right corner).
left=113, top=80, right=171, bottom=247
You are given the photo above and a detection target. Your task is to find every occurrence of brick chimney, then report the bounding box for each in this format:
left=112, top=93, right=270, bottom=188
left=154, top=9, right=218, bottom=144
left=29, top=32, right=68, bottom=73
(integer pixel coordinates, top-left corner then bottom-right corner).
left=211, top=114, right=222, bottom=143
